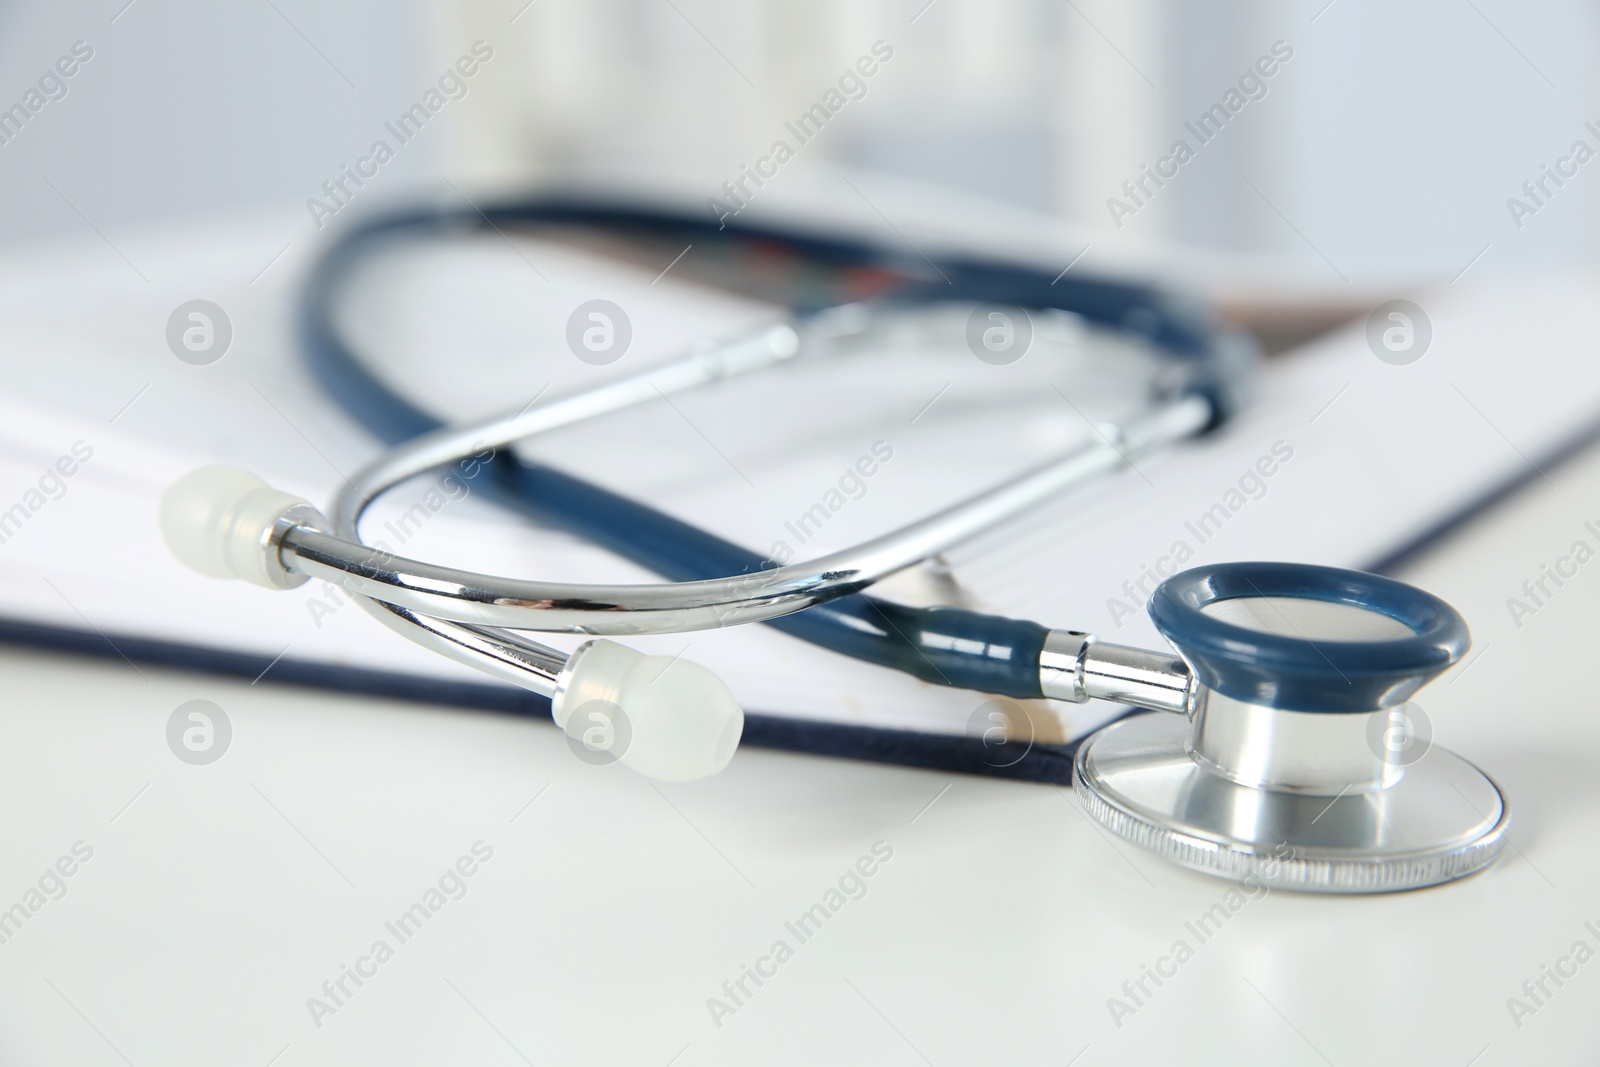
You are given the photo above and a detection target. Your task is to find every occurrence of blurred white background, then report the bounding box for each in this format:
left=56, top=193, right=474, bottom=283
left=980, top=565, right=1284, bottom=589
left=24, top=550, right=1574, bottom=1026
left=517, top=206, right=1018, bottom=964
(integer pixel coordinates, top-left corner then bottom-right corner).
left=6, top=7, right=1600, bottom=1066
left=1, top=0, right=1596, bottom=281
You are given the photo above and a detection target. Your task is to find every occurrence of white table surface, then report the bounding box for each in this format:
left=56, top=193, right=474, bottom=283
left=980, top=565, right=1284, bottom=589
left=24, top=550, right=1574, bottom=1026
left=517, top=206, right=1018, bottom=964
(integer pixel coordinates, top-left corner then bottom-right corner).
left=2, top=436, right=1598, bottom=1067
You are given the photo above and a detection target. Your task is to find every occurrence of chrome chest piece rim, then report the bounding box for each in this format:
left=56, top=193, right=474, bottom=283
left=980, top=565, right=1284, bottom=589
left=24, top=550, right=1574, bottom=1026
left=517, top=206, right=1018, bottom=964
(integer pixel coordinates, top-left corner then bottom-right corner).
left=1073, top=713, right=1510, bottom=894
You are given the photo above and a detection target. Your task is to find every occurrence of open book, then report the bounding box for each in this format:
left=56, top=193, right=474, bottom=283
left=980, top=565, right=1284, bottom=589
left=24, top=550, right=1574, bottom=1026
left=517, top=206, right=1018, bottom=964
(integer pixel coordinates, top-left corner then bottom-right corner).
left=1, top=208, right=1596, bottom=779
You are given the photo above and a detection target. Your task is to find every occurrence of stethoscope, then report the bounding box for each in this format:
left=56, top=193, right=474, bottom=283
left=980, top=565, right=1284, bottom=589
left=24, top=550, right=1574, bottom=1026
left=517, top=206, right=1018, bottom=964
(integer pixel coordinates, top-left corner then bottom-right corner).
left=157, top=198, right=1508, bottom=894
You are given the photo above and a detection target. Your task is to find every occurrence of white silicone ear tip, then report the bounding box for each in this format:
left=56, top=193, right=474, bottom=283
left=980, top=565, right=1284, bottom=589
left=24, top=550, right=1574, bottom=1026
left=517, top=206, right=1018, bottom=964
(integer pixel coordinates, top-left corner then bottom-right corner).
left=159, top=466, right=320, bottom=589
left=617, top=655, right=744, bottom=782
left=555, top=640, right=744, bottom=781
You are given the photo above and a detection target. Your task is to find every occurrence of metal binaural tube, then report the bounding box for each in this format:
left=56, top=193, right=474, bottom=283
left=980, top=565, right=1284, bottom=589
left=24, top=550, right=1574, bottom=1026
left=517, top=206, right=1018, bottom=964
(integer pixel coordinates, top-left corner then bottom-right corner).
left=276, top=385, right=1212, bottom=638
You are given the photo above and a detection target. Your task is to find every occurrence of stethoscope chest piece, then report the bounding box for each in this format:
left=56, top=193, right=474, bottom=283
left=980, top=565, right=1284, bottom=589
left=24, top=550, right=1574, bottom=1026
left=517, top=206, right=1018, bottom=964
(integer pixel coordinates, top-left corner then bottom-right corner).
left=1073, top=563, right=1510, bottom=894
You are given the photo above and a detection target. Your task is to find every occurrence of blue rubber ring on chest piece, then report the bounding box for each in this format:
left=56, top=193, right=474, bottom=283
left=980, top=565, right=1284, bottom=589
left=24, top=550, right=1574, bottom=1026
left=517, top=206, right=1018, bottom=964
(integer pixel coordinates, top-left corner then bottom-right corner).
left=1147, top=562, right=1470, bottom=713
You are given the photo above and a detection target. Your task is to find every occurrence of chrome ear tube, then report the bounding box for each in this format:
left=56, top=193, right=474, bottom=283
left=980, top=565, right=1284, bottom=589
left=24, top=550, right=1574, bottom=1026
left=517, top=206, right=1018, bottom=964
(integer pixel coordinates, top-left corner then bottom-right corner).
left=1070, top=562, right=1508, bottom=894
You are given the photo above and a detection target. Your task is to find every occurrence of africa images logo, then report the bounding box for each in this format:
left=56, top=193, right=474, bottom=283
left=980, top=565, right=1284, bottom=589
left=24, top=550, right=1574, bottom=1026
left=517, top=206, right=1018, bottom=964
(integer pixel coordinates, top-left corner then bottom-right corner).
left=706, top=41, right=895, bottom=228
left=305, top=42, right=495, bottom=229
left=705, top=842, right=894, bottom=1029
